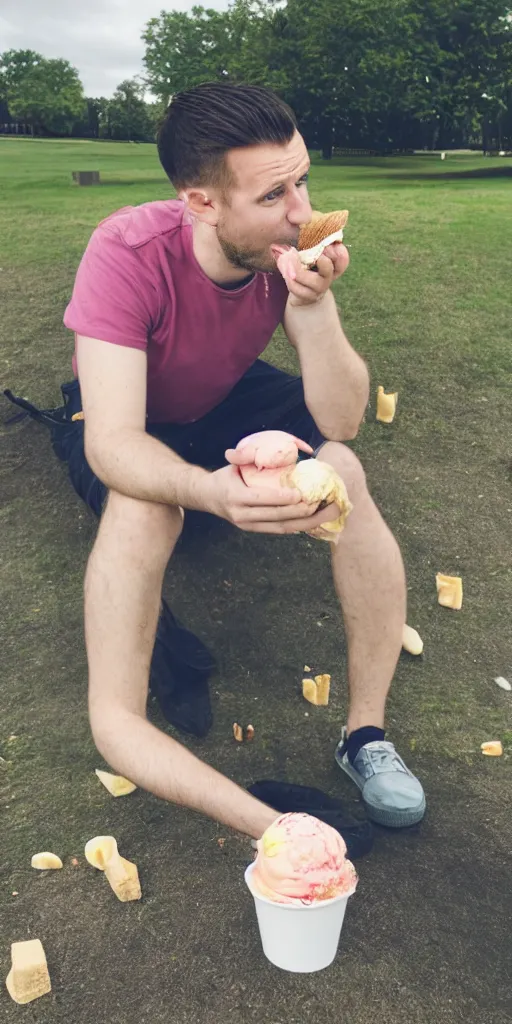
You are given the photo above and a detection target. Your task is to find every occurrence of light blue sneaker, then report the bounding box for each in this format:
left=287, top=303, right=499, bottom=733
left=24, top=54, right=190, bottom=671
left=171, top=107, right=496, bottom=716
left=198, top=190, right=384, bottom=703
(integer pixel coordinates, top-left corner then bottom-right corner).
left=335, top=728, right=426, bottom=828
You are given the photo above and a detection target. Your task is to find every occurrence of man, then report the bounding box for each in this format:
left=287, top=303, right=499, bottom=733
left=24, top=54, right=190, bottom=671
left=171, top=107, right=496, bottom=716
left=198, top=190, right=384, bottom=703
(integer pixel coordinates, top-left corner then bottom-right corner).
left=60, top=82, right=425, bottom=837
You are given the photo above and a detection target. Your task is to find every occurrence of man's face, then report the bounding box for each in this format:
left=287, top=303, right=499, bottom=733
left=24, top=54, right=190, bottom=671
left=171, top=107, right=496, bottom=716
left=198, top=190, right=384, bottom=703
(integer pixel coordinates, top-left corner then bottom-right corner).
left=216, top=131, right=313, bottom=274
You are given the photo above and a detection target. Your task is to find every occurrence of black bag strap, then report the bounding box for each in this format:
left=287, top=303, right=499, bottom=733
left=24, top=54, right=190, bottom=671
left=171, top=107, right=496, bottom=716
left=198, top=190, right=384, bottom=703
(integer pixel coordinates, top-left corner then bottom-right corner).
left=3, top=389, right=69, bottom=429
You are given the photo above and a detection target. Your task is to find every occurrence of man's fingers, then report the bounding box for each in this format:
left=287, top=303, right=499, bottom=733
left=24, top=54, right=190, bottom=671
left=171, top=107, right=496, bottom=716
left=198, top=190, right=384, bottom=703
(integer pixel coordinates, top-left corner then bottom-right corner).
left=236, top=500, right=319, bottom=523
left=291, top=436, right=314, bottom=454
left=239, top=485, right=302, bottom=506
left=224, top=447, right=255, bottom=466
left=237, top=501, right=340, bottom=530
left=300, top=502, right=339, bottom=529
left=313, top=253, right=336, bottom=280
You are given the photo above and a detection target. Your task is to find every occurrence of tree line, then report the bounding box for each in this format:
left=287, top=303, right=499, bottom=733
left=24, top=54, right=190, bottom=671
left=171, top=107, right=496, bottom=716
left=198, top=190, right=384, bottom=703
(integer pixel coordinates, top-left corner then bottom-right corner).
left=0, top=50, right=158, bottom=142
left=1, top=0, right=511, bottom=153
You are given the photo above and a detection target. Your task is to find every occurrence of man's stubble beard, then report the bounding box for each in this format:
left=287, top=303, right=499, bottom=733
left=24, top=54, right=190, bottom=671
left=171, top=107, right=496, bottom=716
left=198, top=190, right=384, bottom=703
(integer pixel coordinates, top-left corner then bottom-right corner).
left=217, top=231, right=276, bottom=275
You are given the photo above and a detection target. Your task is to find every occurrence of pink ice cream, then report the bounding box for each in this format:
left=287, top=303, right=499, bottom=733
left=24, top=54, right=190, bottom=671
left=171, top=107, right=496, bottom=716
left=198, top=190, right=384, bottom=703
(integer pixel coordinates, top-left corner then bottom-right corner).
left=225, top=429, right=313, bottom=488
left=251, top=813, right=358, bottom=905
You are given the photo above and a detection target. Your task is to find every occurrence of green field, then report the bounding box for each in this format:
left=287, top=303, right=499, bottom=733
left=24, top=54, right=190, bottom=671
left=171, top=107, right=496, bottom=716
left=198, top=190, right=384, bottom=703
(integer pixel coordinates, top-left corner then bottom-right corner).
left=1, top=138, right=511, bottom=1023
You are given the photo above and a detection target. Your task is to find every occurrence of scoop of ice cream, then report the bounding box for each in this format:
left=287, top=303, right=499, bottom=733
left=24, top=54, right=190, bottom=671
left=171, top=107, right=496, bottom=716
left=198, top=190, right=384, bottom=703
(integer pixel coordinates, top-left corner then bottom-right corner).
left=224, top=430, right=352, bottom=543
left=251, top=813, right=358, bottom=905
left=232, top=430, right=305, bottom=470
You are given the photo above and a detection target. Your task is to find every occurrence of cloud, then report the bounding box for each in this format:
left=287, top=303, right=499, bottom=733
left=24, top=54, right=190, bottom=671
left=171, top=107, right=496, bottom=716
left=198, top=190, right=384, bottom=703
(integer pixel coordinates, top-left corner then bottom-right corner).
left=0, top=0, right=230, bottom=96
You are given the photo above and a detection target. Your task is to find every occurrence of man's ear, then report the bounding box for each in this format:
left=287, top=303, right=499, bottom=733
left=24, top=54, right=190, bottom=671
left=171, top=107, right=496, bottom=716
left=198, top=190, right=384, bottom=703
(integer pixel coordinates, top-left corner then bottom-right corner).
left=180, top=188, right=220, bottom=227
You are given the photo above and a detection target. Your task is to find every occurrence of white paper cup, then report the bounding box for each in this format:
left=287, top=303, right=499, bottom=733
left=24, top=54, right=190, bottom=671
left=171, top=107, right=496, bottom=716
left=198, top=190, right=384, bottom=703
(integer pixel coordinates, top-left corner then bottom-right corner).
left=244, top=862, right=355, bottom=973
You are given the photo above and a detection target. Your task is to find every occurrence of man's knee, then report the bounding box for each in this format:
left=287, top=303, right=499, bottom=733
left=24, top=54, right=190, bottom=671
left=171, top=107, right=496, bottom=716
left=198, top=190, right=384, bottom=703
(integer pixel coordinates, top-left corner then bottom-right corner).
left=316, top=441, right=367, bottom=498
left=99, top=490, right=184, bottom=561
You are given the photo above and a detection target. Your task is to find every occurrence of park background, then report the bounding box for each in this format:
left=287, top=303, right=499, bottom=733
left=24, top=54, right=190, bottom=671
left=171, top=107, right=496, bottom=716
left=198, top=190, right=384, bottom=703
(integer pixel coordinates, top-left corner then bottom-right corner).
left=1, top=0, right=512, bottom=153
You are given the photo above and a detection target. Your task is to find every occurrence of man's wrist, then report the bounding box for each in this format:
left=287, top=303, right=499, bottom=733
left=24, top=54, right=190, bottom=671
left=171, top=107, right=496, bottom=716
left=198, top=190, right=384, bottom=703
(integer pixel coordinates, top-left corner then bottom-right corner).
left=171, top=462, right=213, bottom=513
left=284, top=289, right=339, bottom=346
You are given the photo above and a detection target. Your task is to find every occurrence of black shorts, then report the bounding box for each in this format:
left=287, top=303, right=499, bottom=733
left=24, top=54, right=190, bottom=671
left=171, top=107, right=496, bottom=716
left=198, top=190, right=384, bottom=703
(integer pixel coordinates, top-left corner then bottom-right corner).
left=63, top=359, right=326, bottom=517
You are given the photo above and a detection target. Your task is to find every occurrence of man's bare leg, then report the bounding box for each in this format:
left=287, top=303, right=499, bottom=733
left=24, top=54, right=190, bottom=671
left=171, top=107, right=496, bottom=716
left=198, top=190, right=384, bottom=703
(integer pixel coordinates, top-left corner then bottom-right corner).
left=85, top=490, right=277, bottom=838
left=318, top=441, right=406, bottom=730
left=317, top=441, right=425, bottom=827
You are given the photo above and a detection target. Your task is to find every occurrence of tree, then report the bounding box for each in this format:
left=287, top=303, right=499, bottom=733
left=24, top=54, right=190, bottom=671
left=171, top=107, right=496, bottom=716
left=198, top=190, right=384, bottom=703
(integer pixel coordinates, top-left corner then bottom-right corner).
left=142, top=6, right=235, bottom=101
left=106, top=79, right=153, bottom=141
left=71, top=97, right=110, bottom=138
left=0, top=49, right=85, bottom=134
left=140, top=1, right=512, bottom=152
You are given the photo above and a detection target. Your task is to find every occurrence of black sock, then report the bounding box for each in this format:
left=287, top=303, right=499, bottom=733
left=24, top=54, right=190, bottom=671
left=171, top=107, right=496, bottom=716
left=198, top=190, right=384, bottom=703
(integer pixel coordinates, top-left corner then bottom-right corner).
left=346, top=726, right=385, bottom=765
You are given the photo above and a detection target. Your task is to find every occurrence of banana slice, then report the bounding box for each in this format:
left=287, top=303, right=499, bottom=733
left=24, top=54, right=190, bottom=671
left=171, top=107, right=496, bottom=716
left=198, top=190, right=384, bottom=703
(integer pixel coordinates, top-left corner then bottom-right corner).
left=402, top=624, right=424, bottom=656
left=84, top=836, right=141, bottom=902
left=481, top=741, right=503, bottom=756
left=95, top=768, right=137, bottom=797
left=31, top=852, right=63, bottom=870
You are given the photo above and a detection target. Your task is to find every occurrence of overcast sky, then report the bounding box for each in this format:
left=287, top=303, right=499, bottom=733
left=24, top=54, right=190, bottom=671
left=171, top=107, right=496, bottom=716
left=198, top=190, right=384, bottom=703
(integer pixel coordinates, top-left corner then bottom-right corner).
left=0, top=0, right=231, bottom=97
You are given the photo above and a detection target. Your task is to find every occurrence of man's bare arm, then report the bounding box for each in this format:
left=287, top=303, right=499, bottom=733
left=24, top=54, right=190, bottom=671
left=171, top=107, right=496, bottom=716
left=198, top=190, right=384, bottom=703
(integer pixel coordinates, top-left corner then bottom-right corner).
left=76, top=335, right=339, bottom=535
left=92, top=708, right=278, bottom=838
left=77, top=336, right=210, bottom=507
left=283, top=291, right=369, bottom=442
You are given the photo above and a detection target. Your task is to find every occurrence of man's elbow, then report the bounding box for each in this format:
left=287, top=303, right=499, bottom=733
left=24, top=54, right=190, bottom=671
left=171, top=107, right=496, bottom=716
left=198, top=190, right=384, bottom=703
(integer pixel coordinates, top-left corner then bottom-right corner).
left=323, top=418, right=363, bottom=443
left=84, top=430, right=107, bottom=482
left=89, top=701, right=139, bottom=760
left=322, top=387, right=369, bottom=443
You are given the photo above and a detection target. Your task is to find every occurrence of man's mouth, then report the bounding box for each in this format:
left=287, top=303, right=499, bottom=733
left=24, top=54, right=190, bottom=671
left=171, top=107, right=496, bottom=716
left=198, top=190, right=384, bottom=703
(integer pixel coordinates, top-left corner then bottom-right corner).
left=270, top=242, right=297, bottom=262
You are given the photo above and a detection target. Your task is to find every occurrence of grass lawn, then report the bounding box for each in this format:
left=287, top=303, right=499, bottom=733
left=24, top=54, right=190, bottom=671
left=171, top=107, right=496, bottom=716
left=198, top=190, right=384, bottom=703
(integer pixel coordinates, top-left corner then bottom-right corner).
left=1, top=137, right=511, bottom=1023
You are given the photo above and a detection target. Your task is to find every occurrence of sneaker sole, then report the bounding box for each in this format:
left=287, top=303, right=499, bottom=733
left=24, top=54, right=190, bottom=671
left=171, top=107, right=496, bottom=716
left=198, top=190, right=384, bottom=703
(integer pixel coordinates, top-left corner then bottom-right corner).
left=335, top=747, right=426, bottom=829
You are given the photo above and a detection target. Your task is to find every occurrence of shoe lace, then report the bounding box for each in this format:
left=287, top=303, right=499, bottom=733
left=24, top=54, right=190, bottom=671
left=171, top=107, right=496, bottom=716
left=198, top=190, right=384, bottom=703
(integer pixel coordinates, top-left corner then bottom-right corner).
left=363, top=743, right=406, bottom=775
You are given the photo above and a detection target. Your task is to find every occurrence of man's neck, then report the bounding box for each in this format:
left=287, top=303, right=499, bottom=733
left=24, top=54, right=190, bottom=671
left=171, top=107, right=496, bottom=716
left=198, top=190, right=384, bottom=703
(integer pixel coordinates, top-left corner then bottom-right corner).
left=191, top=218, right=255, bottom=288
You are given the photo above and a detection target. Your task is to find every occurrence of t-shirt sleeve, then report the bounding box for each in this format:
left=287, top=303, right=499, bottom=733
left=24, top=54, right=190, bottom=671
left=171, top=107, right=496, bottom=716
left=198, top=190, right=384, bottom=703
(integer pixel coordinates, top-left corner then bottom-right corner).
left=64, top=225, right=156, bottom=349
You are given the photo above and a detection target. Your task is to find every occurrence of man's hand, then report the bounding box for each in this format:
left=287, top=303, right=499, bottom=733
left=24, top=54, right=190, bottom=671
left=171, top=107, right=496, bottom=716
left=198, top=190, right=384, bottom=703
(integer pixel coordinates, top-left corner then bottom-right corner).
left=201, top=464, right=338, bottom=535
left=274, top=242, right=350, bottom=308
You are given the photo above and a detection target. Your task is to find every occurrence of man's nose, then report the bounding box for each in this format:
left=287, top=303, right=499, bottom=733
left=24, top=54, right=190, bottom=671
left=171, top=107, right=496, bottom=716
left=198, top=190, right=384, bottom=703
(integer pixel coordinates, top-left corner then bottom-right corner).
left=286, top=187, right=312, bottom=227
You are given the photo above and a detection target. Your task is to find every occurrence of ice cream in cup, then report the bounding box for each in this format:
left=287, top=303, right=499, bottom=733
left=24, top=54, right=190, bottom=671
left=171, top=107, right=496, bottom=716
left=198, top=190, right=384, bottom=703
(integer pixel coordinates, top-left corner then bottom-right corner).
left=245, top=812, right=357, bottom=972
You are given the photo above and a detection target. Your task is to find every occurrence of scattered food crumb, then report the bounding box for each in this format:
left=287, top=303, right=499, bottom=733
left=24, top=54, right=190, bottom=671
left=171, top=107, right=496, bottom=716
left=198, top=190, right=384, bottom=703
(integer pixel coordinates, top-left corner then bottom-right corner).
left=95, top=768, right=137, bottom=797
left=12, top=891, right=19, bottom=896
left=302, top=674, right=330, bottom=706
left=6, top=938, right=51, bottom=1004
left=71, top=857, right=79, bottom=867
left=84, top=836, right=141, bottom=901
left=217, top=838, right=226, bottom=849
left=409, top=738, right=417, bottom=751
left=494, top=676, right=511, bottom=692
left=233, top=723, right=243, bottom=743
left=245, top=724, right=255, bottom=742
left=376, top=386, right=398, bottom=423
left=303, top=664, right=311, bottom=672
left=481, top=740, right=503, bottom=757
left=436, top=573, right=463, bottom=610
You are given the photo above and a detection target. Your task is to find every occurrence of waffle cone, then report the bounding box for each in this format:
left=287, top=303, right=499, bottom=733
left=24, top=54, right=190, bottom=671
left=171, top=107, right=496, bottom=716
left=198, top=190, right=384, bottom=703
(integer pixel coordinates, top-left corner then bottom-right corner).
left=298, top=210, right=349, bottom=251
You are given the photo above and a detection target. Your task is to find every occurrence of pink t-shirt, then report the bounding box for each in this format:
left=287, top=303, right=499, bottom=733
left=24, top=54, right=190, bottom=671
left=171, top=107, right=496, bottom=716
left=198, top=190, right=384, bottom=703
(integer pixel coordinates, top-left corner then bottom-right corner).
left=64, top=200, right=289, bottom=424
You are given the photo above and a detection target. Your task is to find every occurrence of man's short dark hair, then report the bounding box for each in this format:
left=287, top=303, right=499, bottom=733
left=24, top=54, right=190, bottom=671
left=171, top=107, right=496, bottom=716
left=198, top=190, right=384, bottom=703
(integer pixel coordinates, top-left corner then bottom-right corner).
left=157, top=82, right=297, bottom=192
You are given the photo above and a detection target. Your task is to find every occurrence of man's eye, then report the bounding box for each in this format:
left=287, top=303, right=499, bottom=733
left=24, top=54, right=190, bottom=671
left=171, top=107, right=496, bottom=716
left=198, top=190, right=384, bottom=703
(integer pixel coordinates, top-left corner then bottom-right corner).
left=263, top=175, right=309, bottom=202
